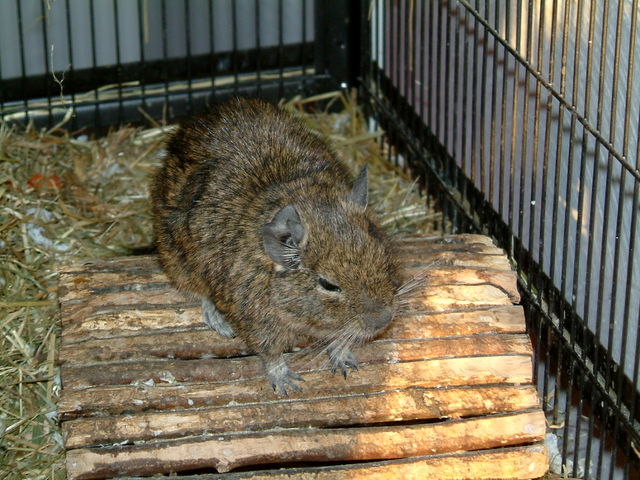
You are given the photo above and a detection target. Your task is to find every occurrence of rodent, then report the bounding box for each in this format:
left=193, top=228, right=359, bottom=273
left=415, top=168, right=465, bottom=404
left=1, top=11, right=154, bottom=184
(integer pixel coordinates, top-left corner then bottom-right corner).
left=151, top=98, right=399, bottom=394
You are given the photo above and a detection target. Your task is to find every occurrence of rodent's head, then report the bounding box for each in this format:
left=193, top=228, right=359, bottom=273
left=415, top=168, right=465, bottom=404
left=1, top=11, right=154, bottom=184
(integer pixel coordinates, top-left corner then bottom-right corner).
left=262, top=166, right=400, bottom=343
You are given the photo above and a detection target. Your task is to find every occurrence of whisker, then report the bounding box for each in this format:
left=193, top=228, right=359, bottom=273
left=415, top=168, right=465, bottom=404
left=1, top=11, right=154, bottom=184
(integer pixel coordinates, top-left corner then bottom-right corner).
left=296, top=314, right=361, bottom=370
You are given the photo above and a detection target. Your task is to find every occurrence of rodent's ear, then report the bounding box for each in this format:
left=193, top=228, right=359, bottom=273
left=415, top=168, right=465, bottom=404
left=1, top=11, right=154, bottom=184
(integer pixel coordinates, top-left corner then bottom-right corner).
left=262, top=205, right=305, bottom=269
left=349, top=165, right=368, bottom=209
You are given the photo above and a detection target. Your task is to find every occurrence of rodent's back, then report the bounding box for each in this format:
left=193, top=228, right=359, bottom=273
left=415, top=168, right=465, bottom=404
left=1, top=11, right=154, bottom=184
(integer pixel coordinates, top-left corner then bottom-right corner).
left=160, top=99, right=352, bottom=201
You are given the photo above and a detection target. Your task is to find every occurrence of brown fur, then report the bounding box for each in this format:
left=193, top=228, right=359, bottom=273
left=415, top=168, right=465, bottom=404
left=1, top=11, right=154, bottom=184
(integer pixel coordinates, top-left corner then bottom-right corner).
left=151, top=98, right=398, bottom=392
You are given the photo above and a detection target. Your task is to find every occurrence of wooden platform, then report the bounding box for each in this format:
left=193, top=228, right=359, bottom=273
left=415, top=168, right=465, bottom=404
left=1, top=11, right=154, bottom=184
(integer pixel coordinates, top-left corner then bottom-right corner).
left=57, top=234, right=548, bottom=479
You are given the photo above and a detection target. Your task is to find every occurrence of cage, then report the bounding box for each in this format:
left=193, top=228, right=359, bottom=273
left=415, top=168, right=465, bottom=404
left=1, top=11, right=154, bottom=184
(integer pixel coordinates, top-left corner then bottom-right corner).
left=1, top=1, right=639, bottom=479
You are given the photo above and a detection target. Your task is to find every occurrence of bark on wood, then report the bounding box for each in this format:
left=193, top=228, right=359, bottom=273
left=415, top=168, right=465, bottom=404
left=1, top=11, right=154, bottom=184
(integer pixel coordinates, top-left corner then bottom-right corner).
left=395, top=241, right=506, bottom=256
left=395, top=233, right=499, bottom=247
left=60, top=279, right=514, bottom=325
left=57, top=305, right=525, bottom=364
left=65, top=411, right=545, bottom=479
left=59, top=263, right=517, bottom=328
left=62, top=356, right=533, bottom=447
left=70, top=444, right=548, bottom=480
left=61, top=334, right=531, bottom=390
left=59, top=287, right=191, bottom=325
left=401, top=284, right=514, bottom=311
left=59, top=304, right=525, bottom=349
left=60, top=384, right=540, bottom=437
left=397, top=250, right=512, bottom=270
left=398, top=267, right=520, bottom=303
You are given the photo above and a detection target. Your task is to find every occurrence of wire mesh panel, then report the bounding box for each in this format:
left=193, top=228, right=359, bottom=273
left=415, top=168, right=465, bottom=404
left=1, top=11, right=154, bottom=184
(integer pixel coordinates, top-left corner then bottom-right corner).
left=361, top=1, right=640, bottom=478
left=0, top=0, right=353, bottom=129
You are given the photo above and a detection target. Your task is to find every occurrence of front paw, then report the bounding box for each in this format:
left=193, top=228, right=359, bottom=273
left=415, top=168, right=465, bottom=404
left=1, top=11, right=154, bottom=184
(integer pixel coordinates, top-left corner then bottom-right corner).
left=265, top=358, right=303, bottom=396
left=328, top=348, right=359, bottom=379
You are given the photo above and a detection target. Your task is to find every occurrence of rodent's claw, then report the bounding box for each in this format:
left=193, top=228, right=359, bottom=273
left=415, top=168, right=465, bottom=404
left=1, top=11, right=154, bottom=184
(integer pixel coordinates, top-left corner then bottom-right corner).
left=329, top=350, right=359, bottom=379
left=266, top=359, right=303, bottom=396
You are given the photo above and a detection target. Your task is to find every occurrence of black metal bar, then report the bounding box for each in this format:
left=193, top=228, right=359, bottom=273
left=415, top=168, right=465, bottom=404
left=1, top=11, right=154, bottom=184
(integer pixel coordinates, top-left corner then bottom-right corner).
left=301, top=0, right=307, bottom=92
left=478, top=0, right=488, bottom=195
left=551, top=0, right=571, bottom=463
left=393, top=0, right=400, bottom=110
left=160, top=0, right=170, bottom=115
left=418, top=0, right=425, bottom=124
left=184, top=0, right=193, bottom=112
left=452, top=0, right=460, bottom=164
left=538, top=0, right=559, bottom=414
left=62, top=0, right=77, bottom=130
left=528, top=0, right=546, bottom=389
left=231, top=0, right=239, bottom=95
left=35, top=0, right=52, bottom=126
left=579, top=0, right=599, bottom=474
left=564, top=0, right=586, bottom=475
left=602, top=1, right=627, bottom=476
left=469, top=0, right=479, bottom=184
left=254, top=0, right=261, bottom=95
left=403, top=0, right=410, bottom=105
left=137, top=0, right=147, bottom=117
left=15, top=0, right=29, bottom=122
left=278, top=0, right=284, bottom=98
left=443, top=0, right=452, bottom=156
left=428, top=0, right=435, bottom=135
left=112, top=0, right=123, bottom=124
left=0, top=38, right=3, bottom=114
left=460, top=0, right=469, bottom=179
left=88, top=0, right=101, bottom=127
left=208, top=0, right=217, bottom=100
left=588, top=2, right=612, bottom=474
left=497, top=2, right=509, bottom=223
left=514, top=0, right=525, bottom=244
left=487, top=1, right=500, bottom=208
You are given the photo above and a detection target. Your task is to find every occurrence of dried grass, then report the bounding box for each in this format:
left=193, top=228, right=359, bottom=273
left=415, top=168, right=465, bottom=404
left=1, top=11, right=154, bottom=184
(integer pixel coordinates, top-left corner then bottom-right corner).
left=0, top=90, right=441, bottom=479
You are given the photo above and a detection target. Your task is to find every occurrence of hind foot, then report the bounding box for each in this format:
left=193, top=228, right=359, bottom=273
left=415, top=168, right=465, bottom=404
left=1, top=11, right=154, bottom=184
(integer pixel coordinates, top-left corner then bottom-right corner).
left=201, top=298, right=235, bottom=338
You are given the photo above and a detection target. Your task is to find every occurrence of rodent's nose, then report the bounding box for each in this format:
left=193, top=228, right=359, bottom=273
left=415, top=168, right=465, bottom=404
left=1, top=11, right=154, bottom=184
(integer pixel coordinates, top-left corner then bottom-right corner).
left=368, top=307, right=393, bottom=331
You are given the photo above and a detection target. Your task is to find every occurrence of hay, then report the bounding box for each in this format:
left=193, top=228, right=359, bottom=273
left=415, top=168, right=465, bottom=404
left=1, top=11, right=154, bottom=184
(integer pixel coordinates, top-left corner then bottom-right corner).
left=0, top=90, right=441, bottom=479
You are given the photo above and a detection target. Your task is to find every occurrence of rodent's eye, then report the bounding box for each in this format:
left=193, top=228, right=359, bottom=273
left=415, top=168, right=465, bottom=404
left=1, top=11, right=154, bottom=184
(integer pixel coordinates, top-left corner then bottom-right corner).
left=318, top=277, right=341, bottom=293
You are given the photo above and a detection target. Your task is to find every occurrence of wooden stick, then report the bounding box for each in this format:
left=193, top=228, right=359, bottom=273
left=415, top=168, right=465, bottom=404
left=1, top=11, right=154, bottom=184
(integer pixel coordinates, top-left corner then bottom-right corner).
left=395, top=241, right=505, bottom=255
left=61, top=334, right=531, bottom=389
left=57, top=305, right=526, bottom=363
left=65, top=411, right=546, bottom=479
left=398, top=267, right=520, bottom=302
left=395, top=233, right=498, bottom=246
left=398, top=250, right=513, bottom=270
left=60, top=278, right=515, bottom=327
